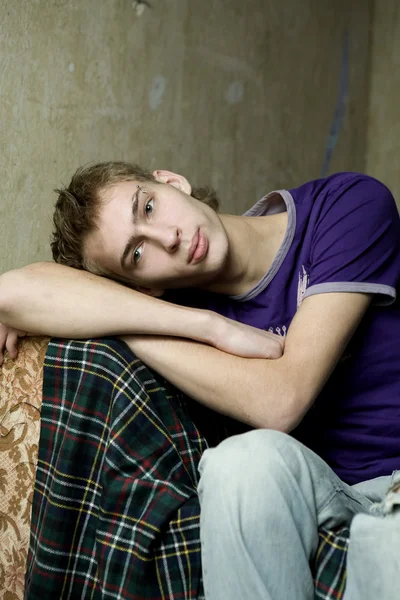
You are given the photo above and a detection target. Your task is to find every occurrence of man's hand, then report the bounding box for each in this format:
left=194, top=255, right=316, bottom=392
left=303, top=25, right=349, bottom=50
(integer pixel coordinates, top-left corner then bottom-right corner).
left=211, top=315, right=284, bottom=359
left=0, top=323, right=27, bottom=366
left=120, top=293, right=372, bottom=430
left=123, top=315, right=284, bottom=361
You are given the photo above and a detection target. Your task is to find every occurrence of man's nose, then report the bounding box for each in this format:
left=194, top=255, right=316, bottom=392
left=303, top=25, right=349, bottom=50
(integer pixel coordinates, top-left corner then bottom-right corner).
left=149, top=225, right=181, bottom=253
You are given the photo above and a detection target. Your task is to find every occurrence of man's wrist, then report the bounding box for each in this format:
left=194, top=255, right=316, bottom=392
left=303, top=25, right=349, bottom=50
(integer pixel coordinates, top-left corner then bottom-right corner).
left=189, top=308, right=220, bottom=347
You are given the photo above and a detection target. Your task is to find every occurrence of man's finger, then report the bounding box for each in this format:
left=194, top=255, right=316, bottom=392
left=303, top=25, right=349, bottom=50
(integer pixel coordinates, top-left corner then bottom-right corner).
left=0, top=327, right=7, bottom=348
left=0, top=327, right=7, bottom=366
left=5, top=331, right=19, bottom=359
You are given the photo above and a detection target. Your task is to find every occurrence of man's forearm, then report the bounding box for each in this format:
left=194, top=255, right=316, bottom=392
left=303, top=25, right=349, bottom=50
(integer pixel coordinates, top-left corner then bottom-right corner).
left=123, top=335, right=296, bottom=430
left=0, top=262, right=214, bottom=343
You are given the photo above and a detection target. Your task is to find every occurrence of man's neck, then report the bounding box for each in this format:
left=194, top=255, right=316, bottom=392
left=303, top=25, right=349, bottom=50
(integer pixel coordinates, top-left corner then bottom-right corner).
left=204, top=212, right=288, bottom=296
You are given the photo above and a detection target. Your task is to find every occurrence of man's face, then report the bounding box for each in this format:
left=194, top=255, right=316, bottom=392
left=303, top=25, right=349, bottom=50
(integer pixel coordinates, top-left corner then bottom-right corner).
left=84, top=172, right=229, bottom=292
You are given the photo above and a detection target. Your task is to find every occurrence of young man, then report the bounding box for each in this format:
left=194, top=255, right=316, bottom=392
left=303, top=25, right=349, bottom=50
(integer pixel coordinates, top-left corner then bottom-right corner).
left=0, top=162, right=399, bottom=599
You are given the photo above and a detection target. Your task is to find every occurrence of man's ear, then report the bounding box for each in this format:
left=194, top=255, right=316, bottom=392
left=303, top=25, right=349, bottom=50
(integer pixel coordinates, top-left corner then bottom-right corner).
left=153, top=170, right=192, bottom=195
left=135, top=285, right=165, bottom=298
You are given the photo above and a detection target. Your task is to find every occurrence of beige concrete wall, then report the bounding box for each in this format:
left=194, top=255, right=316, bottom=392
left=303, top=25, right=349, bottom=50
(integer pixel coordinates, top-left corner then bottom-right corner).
left=0, top=0, right=372, bottom=272
left=366, top=0, right=400, bottom=207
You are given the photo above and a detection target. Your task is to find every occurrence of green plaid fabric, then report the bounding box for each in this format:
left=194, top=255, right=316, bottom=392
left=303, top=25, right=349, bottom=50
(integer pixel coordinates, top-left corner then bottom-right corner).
left=314, top=527, right=350, bottom=599
left=26, top=337, right=348, bottom=599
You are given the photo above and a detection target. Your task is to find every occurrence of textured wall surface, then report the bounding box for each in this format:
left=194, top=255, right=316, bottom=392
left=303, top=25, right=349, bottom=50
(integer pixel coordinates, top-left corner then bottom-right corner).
left=0, top=0, right=371, bottom=272
left=366, top=0, right=400, bottom=207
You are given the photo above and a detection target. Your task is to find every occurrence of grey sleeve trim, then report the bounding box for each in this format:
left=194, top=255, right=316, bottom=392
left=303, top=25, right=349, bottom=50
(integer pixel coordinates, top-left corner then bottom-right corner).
left=303, top=282, right=396, bottom=306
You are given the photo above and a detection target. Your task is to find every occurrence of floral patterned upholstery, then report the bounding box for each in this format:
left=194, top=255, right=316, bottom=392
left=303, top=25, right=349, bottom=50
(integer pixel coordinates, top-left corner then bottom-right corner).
left=0, top=337, right=49, bottom=600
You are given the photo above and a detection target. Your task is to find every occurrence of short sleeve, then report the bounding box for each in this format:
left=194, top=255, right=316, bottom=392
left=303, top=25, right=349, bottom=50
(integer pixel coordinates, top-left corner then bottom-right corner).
left=304, top=175, right=400, bottom=305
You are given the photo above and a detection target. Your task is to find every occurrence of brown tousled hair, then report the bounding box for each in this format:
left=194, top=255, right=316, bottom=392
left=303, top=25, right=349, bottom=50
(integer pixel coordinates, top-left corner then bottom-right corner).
left=51, top=161, right=219, bottom=274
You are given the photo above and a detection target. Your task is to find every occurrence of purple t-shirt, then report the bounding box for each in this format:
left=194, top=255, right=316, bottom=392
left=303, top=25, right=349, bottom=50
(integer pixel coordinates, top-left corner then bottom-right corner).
left=192, top=173, right=400, bottom=485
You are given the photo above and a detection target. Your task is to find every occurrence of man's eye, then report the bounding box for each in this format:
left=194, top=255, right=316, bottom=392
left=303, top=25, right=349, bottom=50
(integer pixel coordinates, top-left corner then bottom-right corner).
left=133, top=245, right=143, bottom=264
left=145, top=198, right=154, bottom=215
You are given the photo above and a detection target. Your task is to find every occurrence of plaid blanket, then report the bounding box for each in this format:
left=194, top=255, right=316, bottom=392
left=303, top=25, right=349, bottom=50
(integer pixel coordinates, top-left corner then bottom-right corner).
left=25, top=337, right=348, bottom=599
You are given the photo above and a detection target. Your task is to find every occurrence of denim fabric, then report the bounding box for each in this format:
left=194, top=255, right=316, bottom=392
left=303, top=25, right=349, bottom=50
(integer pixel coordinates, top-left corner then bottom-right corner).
left=344, top=471, right=400, bottom=600
left=198, top=430, right=395, bottom=600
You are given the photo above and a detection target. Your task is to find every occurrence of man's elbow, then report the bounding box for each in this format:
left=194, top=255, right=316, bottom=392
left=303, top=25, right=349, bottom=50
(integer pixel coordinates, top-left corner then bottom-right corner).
left=0, top=269, right=19, bottom=319
left=0, top=263, right=49, bottom=319
left=252, top=384, right=311, bottom=433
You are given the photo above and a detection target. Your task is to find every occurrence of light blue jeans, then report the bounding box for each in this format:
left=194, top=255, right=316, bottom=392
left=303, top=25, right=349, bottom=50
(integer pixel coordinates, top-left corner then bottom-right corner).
left=198, top=429, right=400, bottom=600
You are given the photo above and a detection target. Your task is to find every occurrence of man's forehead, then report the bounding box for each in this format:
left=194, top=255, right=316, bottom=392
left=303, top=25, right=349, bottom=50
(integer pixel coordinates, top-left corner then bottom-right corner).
left=88, top=188, right=137, bottom=267
left=101, top=179, right=140, bottom=202
left=85, top=209, right=120, bottom=258
left=97, top=187, right=133, bottom=221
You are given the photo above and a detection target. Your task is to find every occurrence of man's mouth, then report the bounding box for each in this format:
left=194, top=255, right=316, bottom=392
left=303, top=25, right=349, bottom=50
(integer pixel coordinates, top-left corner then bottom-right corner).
left=188, top=228, right=208, bottom=264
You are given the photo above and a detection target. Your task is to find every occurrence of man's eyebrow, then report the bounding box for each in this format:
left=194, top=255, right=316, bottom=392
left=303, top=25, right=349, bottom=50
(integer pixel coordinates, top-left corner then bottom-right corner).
left=120, top=188, right=140, bottom=268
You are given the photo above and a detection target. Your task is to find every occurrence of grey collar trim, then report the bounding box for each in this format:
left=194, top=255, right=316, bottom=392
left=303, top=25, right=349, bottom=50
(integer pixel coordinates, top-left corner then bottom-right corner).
left=230, top=190, right=296, bottom=302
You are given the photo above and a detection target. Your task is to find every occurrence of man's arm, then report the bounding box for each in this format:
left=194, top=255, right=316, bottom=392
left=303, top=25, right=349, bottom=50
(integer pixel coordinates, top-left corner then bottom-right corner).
left=123, top=292, right=372, bottom=431
left=0, top=262, right=283, bottom=360
left=0, top=262, right=212, bottom=339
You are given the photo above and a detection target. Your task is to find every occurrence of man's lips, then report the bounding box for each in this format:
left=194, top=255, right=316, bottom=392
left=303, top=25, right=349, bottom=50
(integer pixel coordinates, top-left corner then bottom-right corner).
left=188, top=228, right=208, bottom=264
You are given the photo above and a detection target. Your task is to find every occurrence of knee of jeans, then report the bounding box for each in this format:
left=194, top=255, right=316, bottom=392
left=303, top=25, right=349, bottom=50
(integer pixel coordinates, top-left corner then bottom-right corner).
left=198, top=429, right=295, bottom=495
